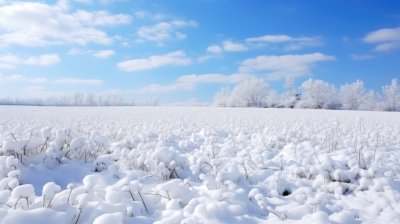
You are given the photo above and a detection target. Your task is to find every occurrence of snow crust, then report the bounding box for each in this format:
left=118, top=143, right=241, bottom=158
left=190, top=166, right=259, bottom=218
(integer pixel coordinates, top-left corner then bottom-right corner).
left=0, top=106, right=399, bottom=223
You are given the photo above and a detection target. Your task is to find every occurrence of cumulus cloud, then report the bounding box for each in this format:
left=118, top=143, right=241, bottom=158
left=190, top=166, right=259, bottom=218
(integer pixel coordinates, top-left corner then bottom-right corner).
left=134, top=10, right=165, bottom=20
left=93, top=50, right=115, bottom=58
left=239, top=53, right=335, bottom=81
left=54, top=78, right=103, bottom=85
left=206, top=44, right=223, bottom=54
left=137, top=20, right=197, bottom=43
left=204, top=40, right=248, bottom=55
left=136, top=73, right=250, bottom=93
left=117, top=51, right=191, bottom=72
left=222, top=40, right=248, bottom=52
left=363, top=27, right=400, bottom=52
left=0, top=54, right=60, bottom=69
left=0, top=1, right=131, bottom=46
left=0, top=74, right=47, bottom=83
left=73, top=10, right=132, bottom=26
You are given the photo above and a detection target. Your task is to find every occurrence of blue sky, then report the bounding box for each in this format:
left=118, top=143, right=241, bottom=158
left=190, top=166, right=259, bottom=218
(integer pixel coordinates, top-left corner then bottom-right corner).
left=0, top=0, right=399, bottom=103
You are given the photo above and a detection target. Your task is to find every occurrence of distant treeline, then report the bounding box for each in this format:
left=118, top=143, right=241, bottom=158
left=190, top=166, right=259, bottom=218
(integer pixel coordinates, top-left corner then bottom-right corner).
left=0, top=93, right=159, bottom=106
left=213, top=77, right=400, bottom=111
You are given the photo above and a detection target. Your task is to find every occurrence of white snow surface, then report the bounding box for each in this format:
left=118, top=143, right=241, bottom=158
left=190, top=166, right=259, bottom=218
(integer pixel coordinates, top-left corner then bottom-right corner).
left=0, top=106, right=399, bottom=223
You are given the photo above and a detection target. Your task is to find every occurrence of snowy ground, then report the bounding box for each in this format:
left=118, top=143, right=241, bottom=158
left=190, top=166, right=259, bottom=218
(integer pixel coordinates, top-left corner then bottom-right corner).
left=0, top=106, right=399, bottom=224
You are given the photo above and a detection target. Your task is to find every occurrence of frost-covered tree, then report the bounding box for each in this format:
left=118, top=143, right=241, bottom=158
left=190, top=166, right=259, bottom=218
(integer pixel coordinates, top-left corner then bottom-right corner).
left=382, top=79, right=400, bottom=111
left=280, top=76, right=299, bottom=108
left=299, top=79, right=336, bottom=109
left=359, top=90, right=377, bottom=111
left=284, top=75, right=295, bottom=95
left=263, top=90, right=280, bottom=108
left=213, top=87, right=231, bottom=107
left=339, top=80, right=375, bottom=110
left=280, top=92, right=298, bottom=108
left=228, top=77, right=268, bottom=107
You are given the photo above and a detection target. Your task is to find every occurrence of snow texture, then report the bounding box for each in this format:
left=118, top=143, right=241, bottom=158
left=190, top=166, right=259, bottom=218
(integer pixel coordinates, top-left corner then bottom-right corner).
left=0, top=106, right=399, bottom=223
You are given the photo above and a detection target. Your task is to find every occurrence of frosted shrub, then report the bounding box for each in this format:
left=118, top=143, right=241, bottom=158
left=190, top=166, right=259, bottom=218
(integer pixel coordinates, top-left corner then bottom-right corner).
left=156, top=179, right=197, bottom=207
left=10, top=184, right=35, bottom=209
left=122, top=181, right=149, bottom=214
left=2, top=139, right=22, bottom=158
left=44, top=146, right=62, bottom=168
left=68, top=136, right=93, bottom=162
left=7, top=170, right=21, bottom=180
left=150, top=147, right=189, bottom=180
left=94, top=154, right=115, bottom=172
left=90, top=132, right=110, bottom=154
left=35, top=127, right=52, bottom=153
left=42, top=182, right=61, bottom=208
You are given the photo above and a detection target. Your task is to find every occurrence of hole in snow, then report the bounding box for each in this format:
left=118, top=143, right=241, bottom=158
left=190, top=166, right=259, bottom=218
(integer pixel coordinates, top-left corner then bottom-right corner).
left=282, top=189, right=292, bottom=196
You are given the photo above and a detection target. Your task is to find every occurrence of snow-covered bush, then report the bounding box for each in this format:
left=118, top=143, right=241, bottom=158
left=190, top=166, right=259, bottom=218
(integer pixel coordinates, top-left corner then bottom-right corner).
left=42, top=182, right=61, bottom=208
left=10, top=184, right=35, bottom=209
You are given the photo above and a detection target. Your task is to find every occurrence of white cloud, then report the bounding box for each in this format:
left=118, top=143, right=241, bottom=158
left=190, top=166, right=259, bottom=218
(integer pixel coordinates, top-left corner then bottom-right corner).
left=67, top=48, right=115, bottom=58
left=134, top=10, right=165, bottom=20
left=351, top=54, right=374, bottom=61
left=206, top=34, right=321, bottom=55
left=54, top=78, right=103, bottom=85
left=246, top=34, right=293, bottom=43
left=67, top=48, right=90, bottom=55
left=73, top=0, right=127, bottom=5
left=136, top=73, right=249, bottom=93
left=26, top=54, right=61, bottom=66
left=239, top=53, right=335, bottom=81
left=222, top=40, right=248, bottom=52
left=0, top=74, right=47, bottom=83
left=176, top=73, right=249, bottom=84
left=73, top=10, right=132, bottom=26
left=137, top=20, right=197, bottom=43
left=0, top=54, right=60, bottom=69
left=363, top=27, right=400, bottom=52
left=117, top=51, right=191, bottom=72
left=245, top=34, right=322, bottom=50
left=93, top=50, right=115, bottom=58
left=0, top=1, right=131, bottom=46
left=73, top=0, right=93, bottom=3
left=206, top=44, right=223, bottom=54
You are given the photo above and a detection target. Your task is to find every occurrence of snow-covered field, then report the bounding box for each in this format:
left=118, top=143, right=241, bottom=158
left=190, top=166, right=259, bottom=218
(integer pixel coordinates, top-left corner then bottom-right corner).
left=0, top=106, right=399, bottom=224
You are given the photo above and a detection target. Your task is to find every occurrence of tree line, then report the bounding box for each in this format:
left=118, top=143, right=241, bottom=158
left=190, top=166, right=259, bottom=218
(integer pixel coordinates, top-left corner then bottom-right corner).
left=1, top=78, right=399, bottom=111
left=213, top=77, right=400, bottom=111
left=0, top=92, right=159, bottom=106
